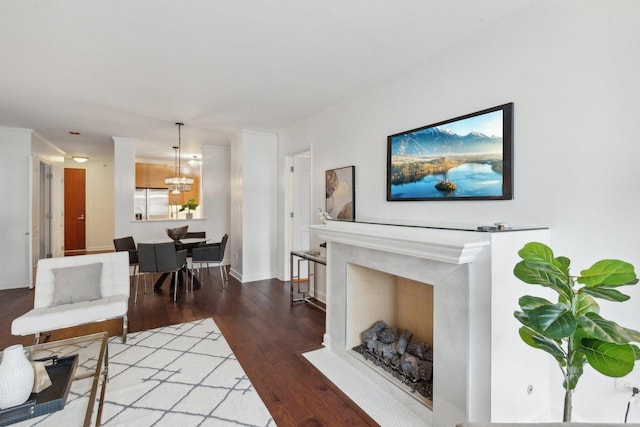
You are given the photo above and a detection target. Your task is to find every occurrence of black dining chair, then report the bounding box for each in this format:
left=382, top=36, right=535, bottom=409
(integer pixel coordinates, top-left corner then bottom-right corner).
left=135, top=243, right=156, bottom=303
left=191, top=234, right=228, bottom=288
left=136, top=242, right=188, bottom=303
left=113, top=236, right=139, bottom=283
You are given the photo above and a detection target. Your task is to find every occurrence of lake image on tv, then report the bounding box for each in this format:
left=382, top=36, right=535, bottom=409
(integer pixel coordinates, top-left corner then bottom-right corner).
left=388, top=108, right=505, bottom=200
left=390, top=162, right=502, bottom=199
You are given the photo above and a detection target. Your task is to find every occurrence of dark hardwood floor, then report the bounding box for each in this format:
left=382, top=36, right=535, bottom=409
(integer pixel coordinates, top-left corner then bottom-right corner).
left=0, top=270, right=377, bottom=426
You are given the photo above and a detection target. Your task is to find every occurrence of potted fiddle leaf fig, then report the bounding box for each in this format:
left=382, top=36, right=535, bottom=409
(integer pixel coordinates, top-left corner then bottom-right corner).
left=513, top=242, right=640, bottom=421
left=179, top=198, right=198, bottom=219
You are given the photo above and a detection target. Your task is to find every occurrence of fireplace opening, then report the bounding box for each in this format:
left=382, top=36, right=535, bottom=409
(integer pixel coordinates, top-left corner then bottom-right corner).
left=346, top=263, right=434, bottom=408
left=353, top=320, right=433, bottom=401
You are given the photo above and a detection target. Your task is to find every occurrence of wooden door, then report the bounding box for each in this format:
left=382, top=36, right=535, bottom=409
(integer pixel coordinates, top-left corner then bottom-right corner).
left=64, top=168, right=86, bottom=255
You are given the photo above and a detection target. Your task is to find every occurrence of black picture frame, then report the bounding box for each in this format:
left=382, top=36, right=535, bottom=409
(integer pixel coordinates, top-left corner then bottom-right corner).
left=326, top=165, right=355, bottom=221
left=387, top=103, right=513, bottom=201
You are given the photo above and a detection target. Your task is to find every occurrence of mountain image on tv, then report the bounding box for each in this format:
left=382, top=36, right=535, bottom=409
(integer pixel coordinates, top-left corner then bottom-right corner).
left=391, top=127, right=502, bottom=157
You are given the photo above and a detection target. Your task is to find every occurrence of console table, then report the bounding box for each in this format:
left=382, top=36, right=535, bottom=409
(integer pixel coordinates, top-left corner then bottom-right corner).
left=290, top=250, right=326, bottom=312
left=0, top=332, right=108, bottom=426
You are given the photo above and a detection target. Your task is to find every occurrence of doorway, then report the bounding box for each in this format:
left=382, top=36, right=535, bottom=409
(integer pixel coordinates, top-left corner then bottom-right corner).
left=39, top=162, right=52, bottom=259
left=291, top=152, right=311, bottom=252
left=64, top=168, right=86, bottom=255
left=284, top=151, right=311, bottom=282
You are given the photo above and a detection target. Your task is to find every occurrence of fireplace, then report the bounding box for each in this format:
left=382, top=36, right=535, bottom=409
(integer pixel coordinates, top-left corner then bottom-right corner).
left=347, top=264, right=434, bottom=406
left=307, top=220, right=551, bottom=426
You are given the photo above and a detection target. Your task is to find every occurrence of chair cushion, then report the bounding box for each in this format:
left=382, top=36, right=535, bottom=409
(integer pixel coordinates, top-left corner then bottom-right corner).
left=51, top=263, right=103, bottom=306
left=12, top=295, right=128, bottom=336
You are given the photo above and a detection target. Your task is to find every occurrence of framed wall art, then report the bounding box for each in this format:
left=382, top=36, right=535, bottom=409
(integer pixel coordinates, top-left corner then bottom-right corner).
left=387, top=103, right=513, bottom=201
left=326, top=165, right=355, bottom=221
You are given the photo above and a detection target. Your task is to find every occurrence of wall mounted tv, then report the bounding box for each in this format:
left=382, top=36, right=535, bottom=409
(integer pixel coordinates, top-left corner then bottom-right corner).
left=387, top=103, right=513, bottom=201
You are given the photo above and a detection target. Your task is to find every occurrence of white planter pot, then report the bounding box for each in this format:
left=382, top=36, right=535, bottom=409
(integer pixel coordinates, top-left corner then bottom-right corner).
left=0, top=344, right=34, bottom=409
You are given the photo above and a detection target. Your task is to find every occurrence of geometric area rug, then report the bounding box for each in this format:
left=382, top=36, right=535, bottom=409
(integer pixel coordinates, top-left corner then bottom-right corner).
left=101, top=318, right=274, bottom=426
left=13, top=318, right=274, bottom=427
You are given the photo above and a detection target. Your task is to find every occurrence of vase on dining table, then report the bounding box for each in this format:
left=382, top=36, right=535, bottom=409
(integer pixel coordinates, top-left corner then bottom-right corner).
left=0, top=344, right=34, bottom=409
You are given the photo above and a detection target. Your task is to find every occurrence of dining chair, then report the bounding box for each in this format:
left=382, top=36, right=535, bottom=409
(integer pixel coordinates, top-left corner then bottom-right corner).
left=113, top=236, right=139, bottom=282
left=182, top=231, right=206, bottom=287
left=191, top=234, right=228, bottom=288
left=153, top=242, right=188, bottom=302
left=135, top=243, right=157, bottom=303
left=136, top=242, right=188, bottom=303
left=182, top=231, right=207, bottom=256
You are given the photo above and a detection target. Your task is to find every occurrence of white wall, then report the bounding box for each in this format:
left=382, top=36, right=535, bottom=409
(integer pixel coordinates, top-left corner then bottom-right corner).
left=0, top=128, right=32, bottom=289
left=235, top=130, right=278, bottom=283
left=229, top=131, right=243, bottom=279
left=201, top=143, right=231, bottom=246
left=278, top=1, right=640, bottom=422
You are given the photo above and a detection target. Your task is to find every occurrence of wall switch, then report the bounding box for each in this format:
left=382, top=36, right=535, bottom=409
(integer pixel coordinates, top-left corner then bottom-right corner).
left=615, top=378, right=640, bottom=393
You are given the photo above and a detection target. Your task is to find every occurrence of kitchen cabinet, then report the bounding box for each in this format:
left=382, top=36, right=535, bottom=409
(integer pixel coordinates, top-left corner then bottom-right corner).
left=135, top=163, right=172, bottom=188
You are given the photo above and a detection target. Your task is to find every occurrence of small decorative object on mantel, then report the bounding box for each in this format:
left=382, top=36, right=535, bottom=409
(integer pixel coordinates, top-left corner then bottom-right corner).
left=513, top=242, right=639, bottom=422
left=179, top=198, right=198, bottom=219
left=317, top=208, right=332, bottom=224
left=0, top=344, right=35, bottom=409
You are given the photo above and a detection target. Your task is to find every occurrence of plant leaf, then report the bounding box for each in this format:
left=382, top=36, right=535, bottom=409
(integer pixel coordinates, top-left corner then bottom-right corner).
left=514, top=261, right=572, bottom=297
left=578, top=260, right=638, bottom=287
left=556, top=256, right=571, bottom=275
left=575, top=293, right=599, bottom=316
left=632, top=344, right=640, bottom=360
left=518, top=295, right=553, bottom=312
left=623, top=327, right=640, bottom=343
left=518, top=326, right=565, bottom=360
left=528, top=303, right=576, bottom=339
left=514, top=310, right=533, bottom=329
left=518, top=242, right=556, bottom=264
left=581, top=287, right=630, bottom=302
left=578, top=312, right=635, bottom=344
left=580, top=339, right=636, bottom=377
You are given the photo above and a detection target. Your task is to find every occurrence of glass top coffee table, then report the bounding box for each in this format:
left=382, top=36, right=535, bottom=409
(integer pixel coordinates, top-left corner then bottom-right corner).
left=2, top=332, right=109, bottom=427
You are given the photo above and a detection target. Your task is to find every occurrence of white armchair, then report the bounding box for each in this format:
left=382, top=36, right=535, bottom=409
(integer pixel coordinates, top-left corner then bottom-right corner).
left=11, top=251, right=130, bottom=344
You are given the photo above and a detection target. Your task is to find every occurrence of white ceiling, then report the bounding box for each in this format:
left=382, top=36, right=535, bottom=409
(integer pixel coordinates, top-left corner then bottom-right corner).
left=0, top=0, right=532, bottom=162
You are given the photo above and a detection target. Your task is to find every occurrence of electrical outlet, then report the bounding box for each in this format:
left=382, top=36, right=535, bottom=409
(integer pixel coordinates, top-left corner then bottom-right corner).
left=615, top=378, right=640, bottom=392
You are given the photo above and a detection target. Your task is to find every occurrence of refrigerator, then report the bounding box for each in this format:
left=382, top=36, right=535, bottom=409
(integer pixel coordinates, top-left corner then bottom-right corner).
left=134, top=188, right=170, bottom=220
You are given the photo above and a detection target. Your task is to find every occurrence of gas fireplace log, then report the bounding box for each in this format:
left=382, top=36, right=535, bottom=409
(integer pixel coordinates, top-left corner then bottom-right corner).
left=406, top=341, right=432, bottom=361
left=354, top=319, right=434, bottom=401
left=401, top=353, right=433, bottom=382
left=396, top=329, right=412, bottom=355
left=363, top=320, right=387, bottom=341
left=381, top=342, right=398, bottom=359
left=377, top=327, right=399, bottom=344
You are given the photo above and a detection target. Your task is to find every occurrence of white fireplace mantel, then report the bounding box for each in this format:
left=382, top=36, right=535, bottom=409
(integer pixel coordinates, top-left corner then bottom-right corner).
left=316, top=220, right=490, bottom=264
left=309, top=220, right=551, bottom=427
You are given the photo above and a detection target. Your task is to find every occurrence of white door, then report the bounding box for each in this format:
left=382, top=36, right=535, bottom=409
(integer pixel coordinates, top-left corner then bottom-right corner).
left=292, top=153, right=310, bottom=251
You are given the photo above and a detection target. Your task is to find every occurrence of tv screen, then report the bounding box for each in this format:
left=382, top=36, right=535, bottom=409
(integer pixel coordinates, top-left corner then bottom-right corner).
left=387, top=103, right=513, bottom=201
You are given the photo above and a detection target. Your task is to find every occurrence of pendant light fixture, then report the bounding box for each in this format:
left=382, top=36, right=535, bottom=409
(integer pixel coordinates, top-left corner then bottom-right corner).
left=165, top=122, right=194, bottom=194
